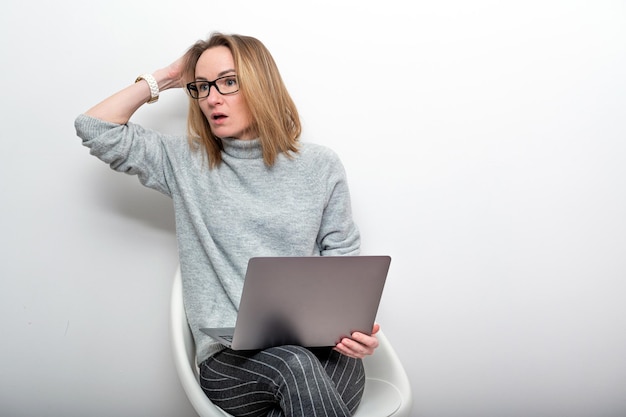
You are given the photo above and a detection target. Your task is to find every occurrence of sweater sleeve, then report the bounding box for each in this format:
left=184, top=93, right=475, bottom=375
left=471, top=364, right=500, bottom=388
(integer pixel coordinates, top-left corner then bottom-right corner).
left=74, top=114, right=174, bottom=197
left=315, top=148, right=361, bottom=256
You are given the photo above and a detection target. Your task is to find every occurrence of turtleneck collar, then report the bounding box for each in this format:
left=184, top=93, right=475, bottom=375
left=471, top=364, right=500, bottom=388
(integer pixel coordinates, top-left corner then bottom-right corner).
left=220, top=137, right=263, bottom=160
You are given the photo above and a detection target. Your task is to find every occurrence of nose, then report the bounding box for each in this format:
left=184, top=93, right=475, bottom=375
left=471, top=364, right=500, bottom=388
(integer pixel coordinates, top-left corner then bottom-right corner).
left=205, top=84, right=223, bottom=104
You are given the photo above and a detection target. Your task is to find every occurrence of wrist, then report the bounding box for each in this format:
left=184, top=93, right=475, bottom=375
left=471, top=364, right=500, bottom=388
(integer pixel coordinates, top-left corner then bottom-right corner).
left=135, top=73, right=159, bottom=104
left=152, top=67, right=181, bottom=91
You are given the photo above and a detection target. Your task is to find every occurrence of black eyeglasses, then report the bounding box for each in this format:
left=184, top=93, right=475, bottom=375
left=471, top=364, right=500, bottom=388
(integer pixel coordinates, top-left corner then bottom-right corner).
left=186, top=75, right=240, bottom=99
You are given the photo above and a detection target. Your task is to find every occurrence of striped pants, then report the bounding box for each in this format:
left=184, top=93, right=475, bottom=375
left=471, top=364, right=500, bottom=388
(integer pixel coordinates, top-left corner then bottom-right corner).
left=199, top=345, right=365, bottom=417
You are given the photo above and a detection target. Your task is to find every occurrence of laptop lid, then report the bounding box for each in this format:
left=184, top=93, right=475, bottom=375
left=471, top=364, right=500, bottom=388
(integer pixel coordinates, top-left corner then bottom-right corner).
left=202, top=255, right=391, bottom=350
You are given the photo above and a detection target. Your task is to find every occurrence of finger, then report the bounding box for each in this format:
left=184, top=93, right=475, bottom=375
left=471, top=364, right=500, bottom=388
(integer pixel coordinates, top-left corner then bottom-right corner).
left=350, top=332, right=379, bottom=350
left=335, top=339, right=364, bottom=358
left=340, top=337, right=375, bottom=357
left=333, top=345, right=358, bottom=359
left=349, top=324, right=380, bottom=342
left=333, top=343, right=354, bottom=358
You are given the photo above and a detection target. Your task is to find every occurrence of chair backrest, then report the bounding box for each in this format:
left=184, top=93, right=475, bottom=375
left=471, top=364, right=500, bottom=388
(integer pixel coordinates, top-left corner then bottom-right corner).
left=170, top=266, right=413, bottom=417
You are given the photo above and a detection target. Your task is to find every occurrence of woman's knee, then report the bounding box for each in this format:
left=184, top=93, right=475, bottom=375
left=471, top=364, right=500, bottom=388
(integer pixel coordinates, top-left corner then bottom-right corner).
left=265, top=345, right=323, bottom=377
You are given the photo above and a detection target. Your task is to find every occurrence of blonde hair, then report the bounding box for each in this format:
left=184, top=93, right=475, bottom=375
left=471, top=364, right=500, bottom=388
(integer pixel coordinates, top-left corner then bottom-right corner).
left=181, top=33, right=301, bottom=167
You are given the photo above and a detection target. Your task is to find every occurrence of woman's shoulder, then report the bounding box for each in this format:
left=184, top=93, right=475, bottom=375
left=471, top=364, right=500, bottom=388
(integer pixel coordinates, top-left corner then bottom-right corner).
left=298, top=141, right=342, bottom=164
left=291, top=141, right=347, bottom=180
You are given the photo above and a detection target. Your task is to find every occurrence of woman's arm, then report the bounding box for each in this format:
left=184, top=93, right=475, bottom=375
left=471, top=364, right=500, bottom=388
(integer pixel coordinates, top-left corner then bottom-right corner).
left=85, top=58, right=184, bottom=125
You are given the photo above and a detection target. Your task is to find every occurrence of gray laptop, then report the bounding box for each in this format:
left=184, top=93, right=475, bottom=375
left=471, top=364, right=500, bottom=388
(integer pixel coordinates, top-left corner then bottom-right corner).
left=201, top=255, right=391, bottom=350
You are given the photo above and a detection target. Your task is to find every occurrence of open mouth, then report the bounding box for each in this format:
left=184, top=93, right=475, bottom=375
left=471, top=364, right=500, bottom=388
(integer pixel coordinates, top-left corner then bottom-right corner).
left=212, top=113, right=227, bottom=121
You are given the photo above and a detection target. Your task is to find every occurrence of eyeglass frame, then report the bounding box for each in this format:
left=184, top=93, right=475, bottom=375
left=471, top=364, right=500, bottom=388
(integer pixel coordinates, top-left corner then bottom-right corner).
left=185, top=75, right=240, bottom=99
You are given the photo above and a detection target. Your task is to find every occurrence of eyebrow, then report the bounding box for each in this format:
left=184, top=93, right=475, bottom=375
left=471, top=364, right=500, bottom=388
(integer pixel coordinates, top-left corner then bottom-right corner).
left=195, top=69, right=236, bottom=81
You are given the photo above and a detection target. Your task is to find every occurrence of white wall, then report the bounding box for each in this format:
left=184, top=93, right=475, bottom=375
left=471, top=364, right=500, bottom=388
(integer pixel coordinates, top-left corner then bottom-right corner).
left=1, top=1, right=625, bottom=416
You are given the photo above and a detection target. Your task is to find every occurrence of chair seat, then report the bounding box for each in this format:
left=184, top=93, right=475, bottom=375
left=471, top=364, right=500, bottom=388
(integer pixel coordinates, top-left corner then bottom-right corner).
left=354, top=379, right=402, bottom=417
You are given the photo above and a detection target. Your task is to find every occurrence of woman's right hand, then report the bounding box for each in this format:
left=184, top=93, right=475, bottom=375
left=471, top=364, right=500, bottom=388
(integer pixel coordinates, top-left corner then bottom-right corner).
left=153, top=55, right=186, bottom=91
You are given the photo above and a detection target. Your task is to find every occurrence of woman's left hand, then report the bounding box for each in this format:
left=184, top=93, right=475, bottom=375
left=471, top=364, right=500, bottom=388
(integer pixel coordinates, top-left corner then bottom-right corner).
left=334, top=323, right=380, bottom=359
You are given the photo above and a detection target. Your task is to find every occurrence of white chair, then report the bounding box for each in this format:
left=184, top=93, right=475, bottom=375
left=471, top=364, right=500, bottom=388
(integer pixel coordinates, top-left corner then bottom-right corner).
left=170, top=266, right=413, bottom=417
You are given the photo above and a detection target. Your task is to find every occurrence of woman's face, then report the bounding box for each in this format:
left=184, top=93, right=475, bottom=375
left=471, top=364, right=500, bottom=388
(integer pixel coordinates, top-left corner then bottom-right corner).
left=194, top=46, right=255, bottom=140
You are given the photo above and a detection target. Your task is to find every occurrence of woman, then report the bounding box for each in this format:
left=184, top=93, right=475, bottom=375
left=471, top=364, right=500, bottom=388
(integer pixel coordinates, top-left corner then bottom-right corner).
left=75, top=32, right=379, bottom=416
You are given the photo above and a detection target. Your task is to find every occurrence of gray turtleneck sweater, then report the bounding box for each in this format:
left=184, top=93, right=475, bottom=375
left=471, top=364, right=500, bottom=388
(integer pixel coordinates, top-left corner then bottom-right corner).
left=74, top=114, right=360, bottom=363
